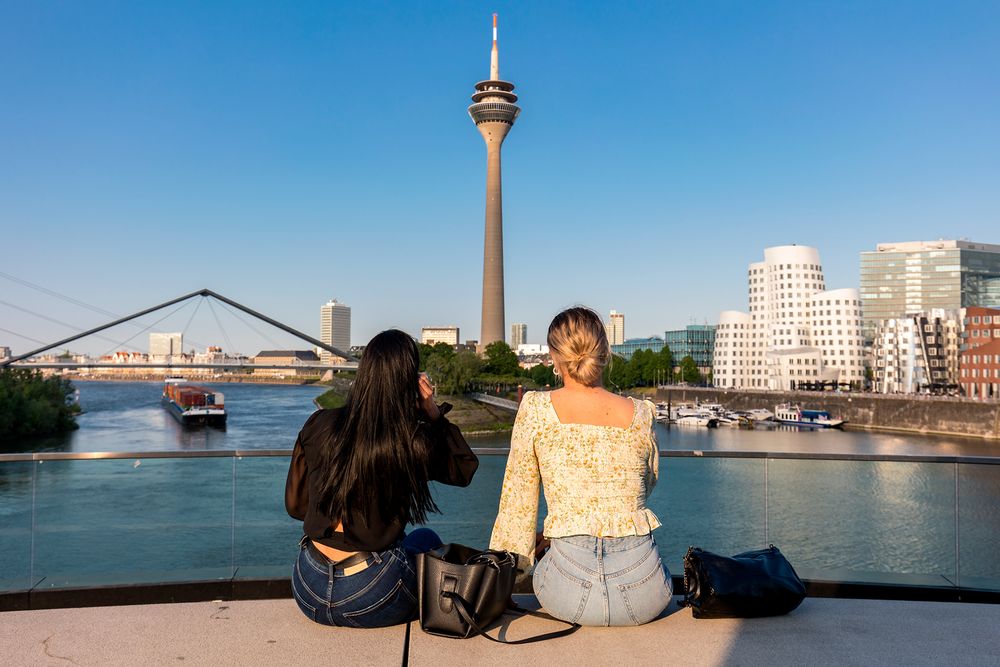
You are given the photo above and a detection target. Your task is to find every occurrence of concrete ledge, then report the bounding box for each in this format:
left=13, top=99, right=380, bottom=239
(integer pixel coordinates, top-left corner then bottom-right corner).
left=3, top=595, right=1000, bottom=666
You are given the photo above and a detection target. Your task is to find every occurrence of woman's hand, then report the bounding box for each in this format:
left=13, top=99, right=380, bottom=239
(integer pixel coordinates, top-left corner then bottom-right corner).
left=418, top=373, right=440, bottom=421
left=534, top=530, right=550, bottom=561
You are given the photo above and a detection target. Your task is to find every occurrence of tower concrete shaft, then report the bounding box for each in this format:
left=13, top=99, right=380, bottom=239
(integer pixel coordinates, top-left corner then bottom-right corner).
left=469, top=14, right=520, bottom=350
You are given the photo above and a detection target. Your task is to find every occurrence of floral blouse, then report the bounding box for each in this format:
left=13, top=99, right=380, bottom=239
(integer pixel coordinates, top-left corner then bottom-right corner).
left=489, top=390, right=661, bottom=569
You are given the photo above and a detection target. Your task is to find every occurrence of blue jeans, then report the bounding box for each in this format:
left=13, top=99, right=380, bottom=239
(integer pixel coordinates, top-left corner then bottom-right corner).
left=533, top=534, right=672, bottom=626
left=291, top=528, right=442, bottom=628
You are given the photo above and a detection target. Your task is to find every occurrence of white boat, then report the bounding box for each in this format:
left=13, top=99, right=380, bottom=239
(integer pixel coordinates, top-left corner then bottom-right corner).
left=676, top=415, right=719, bottom=428
left=654, top=402, right=673, bottom=422
left=774, top=403, right=845, bottom=429
left=744, top=408, right=775, bottom=422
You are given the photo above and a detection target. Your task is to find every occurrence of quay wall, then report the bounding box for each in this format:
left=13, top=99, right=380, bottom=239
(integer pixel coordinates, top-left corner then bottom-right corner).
left=68, top=374, right=322, bottom=386
left=652, top=387, right=1000, bottom=442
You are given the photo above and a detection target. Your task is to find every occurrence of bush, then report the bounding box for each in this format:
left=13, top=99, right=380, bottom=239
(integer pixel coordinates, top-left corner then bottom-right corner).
left=0, top=369, right=79, bottom=441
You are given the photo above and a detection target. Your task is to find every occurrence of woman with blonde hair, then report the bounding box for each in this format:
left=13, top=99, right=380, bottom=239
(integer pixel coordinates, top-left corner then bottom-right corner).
left=489, top=307, right=670, bottom=626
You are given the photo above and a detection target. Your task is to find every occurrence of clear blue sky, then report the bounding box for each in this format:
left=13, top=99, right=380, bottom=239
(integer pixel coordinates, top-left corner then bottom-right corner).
left=2, top=1, right=998, bottom=356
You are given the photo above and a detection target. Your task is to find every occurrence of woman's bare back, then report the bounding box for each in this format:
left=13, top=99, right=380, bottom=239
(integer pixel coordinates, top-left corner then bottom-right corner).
left=548, top=387, right=636, bottom=428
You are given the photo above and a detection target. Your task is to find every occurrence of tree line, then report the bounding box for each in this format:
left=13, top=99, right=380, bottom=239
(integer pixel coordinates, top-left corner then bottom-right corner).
left=417, top=341, right=705, bottom=396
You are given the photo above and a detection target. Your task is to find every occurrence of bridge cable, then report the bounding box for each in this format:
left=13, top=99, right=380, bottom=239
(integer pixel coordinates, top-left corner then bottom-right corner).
left=179, top=297, right=204, bottom=348
left=96, top=299, right=196, bottom=360
left=0, top=299, right=143, bottom=352
left=0, top=272, right=213, bottom=350
left=214, top=299, right=285, bottom=350
left=0, top=326, right=47, bottom=345
left=0, top=270, right=119, bottom=319
left=206, top=298, right=236, bottom=360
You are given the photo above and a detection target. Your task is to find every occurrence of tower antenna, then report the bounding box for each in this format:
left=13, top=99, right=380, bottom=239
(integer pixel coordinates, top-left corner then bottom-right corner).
left=491, top=13, right=499, bottom=80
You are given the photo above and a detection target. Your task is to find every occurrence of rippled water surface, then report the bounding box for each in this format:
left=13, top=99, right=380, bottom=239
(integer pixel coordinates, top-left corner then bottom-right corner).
left=1, top=382, right=998, bottom=591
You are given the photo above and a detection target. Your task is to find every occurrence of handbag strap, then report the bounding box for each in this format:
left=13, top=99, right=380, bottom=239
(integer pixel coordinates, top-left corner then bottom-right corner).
left=442, top=591, right=580, bottom=645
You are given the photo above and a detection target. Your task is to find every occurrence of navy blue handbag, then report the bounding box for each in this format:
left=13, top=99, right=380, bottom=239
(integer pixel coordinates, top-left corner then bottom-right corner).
left=681, top=544, right=806, bottom=618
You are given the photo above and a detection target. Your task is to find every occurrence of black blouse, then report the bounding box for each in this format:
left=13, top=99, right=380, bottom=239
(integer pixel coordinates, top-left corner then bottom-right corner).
left=284, top=403, right=479, bottom=552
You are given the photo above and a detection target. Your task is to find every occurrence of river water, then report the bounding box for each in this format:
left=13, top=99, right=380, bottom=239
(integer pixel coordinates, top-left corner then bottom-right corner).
left=10, top=381, right=998, bottom=456
left=1, top=382, right=998, bottom=592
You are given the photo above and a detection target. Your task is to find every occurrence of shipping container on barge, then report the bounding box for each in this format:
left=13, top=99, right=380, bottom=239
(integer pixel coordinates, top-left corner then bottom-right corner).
left=162, top=379, right=226, bottom=427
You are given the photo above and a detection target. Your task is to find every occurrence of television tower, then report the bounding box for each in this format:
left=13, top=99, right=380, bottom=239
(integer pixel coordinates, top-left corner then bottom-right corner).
left=469, top=14, right=520, bottom=350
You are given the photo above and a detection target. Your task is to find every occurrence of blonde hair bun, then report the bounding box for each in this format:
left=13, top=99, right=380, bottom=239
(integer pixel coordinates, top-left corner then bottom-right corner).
left=547, top=307, right=611, bottom=386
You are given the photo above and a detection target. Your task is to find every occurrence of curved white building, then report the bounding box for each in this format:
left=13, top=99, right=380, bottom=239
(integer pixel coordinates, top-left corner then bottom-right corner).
left=713, top=245, right=864, bottom=390
left=808, top=288, right=865, bottom=386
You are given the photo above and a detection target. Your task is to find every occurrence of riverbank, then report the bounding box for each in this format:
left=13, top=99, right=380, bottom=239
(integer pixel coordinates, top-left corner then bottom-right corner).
left=312, top=383, right=515, bottom=434
left=67, top=374, right=324, bottom=385
left=651, top=387, right=1000, bottom=442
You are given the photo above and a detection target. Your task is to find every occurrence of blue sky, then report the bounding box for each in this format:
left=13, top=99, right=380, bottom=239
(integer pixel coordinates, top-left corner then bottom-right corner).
left=2, top=1, right=998, bottom=356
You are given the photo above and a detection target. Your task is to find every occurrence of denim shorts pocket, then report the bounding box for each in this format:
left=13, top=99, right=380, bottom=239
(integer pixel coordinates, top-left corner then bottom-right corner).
left=617, top=561, right=671, bottom=626
left=537, top=556, right=592, bottom=624
left=341, top=577, right=418, bottom=628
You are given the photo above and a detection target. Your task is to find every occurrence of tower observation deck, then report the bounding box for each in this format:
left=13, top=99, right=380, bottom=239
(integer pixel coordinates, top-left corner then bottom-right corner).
left=470, top=14, right=520, bottom=350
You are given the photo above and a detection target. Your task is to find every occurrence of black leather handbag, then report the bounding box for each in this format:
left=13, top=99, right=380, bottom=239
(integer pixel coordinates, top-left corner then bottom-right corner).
left=416, top=543, right=578, bottom=644
left=681, top=544, right=806, bottom=618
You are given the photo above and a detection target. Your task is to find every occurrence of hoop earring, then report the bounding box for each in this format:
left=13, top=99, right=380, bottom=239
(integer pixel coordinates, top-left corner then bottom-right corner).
left=552, top=365, right=561, bottom=377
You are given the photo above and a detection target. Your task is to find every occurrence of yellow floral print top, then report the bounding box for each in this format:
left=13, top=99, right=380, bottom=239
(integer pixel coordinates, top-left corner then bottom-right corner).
left=489, top=390, right=661, bottom=569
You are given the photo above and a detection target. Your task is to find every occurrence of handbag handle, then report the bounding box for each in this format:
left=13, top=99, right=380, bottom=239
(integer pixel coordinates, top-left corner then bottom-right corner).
left=441, top=591, right=580, bottom=645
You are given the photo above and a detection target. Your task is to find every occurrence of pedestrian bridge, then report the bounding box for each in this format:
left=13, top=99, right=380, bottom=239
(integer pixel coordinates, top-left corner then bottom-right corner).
left=468, top=392, right=519, bottom=411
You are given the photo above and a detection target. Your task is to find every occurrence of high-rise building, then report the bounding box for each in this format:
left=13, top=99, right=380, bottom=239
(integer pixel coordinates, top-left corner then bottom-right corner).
left=470, top=14, right=520, bottom=350
left=421, top=326, right=460, bottom=346
left=149, top=333, right=183, bottom=358
left=510, top=323, right=527, bottom=349
left=0, top=346, right=10, bottom=361
left=610, top=336, right=663, bottom=360
left=872, top=309, right=961, bottom=394
left=319, top=300, right=351, bottom=363
left=607, top=310, right=625, bottom=346
left=713, top=245, right=865, bottom=390
left=860, top=240, right=1000, bottom=342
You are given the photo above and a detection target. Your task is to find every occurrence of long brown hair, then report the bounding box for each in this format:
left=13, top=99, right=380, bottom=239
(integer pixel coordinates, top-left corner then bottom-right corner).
left=318, top=329, right=438, bottom=525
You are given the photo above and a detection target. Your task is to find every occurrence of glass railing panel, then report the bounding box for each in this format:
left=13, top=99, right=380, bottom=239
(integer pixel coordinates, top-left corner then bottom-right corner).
left=425, top=454, right=510, bottom=549
left=0, top=462, right=34, bottom=591
left=32, top=457, right=235, bottom=588
left=958, top=463, right=1000, bottom=591
left=234, top=455, right=300, bottom=579
left=651, top=456, right=767, bottom=574
left=767, top=459, right=956, bottom=587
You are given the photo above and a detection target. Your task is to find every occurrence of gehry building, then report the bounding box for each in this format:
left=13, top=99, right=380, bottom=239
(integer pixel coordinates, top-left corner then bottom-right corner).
left=871, top=309, right=961, bottom=394
left=713, top=245, right=865, bottom=390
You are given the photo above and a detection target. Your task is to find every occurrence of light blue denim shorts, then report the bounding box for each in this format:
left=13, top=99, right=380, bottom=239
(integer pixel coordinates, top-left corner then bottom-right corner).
left=533, top=533, right=672, bottom=626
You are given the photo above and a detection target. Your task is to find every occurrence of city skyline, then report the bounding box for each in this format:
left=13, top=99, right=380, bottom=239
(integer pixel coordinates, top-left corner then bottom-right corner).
left=2, top=3, right=999, bottom=355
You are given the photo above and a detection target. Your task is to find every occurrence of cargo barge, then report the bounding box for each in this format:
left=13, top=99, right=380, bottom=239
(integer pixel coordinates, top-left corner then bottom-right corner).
left=162, top=379, right=226, bottom=427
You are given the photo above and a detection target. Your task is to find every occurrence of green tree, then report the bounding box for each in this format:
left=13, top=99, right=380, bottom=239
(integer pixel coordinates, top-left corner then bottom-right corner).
left=530, top=363, right=557, bottom=387
left=679, top=355, right=702, bottom=384
left=483, top=341, right=520, bottom=376
left=655, top=346, right=674, bottom=384
left=605, top=354, right=629, bottom=389
left=432, top=342, right=456, bottom=361
left=0, top=369, right=79, bottom=441
left=452, top=350, right=483, bottom=393
left=418, top=343, right=435, bottom=372
left=631, top=348, right=658, bottom=386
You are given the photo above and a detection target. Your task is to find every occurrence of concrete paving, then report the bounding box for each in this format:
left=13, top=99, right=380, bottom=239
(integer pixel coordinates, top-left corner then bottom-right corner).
left=2, top=595, right=999, bottom=666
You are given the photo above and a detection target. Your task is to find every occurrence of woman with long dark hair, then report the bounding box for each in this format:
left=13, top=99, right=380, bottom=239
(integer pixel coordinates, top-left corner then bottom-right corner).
left=285, top=329, right=478, bottom=627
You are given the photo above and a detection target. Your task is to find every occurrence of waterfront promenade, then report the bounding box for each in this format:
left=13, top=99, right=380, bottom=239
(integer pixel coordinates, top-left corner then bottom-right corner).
left=3, top=594, right=999, bottom=665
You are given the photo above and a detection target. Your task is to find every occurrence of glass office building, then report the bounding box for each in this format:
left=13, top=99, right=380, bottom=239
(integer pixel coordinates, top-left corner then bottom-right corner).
left=860, top=240, right=1000, bottom=342
left=663, top=325, right=717, bottom=369
left=611, top=337, right=665, bottom=360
